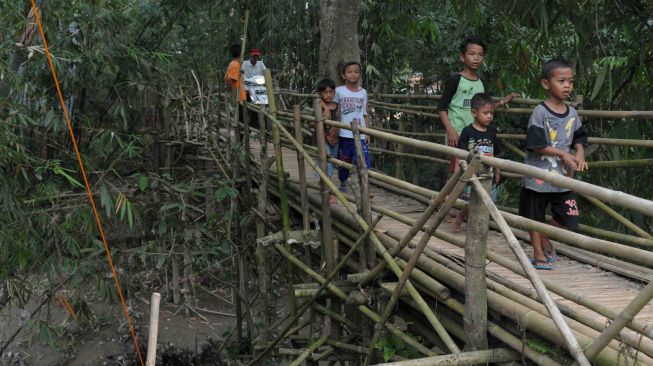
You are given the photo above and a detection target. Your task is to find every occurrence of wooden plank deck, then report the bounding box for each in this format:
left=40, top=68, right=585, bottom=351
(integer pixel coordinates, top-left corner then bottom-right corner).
left=251, top=138, right=653, bottom=358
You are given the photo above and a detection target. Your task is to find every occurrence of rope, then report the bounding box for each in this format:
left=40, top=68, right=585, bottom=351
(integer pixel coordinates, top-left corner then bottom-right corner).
left=29, top=2, right=145, bottom=365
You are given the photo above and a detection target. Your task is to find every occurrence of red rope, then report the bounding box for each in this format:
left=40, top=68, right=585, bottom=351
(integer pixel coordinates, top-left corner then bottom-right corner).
left=29, top=2, right=145, bottom=365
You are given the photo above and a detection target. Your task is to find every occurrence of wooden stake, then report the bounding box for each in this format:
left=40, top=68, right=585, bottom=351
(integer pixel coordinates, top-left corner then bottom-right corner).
left=293, top=105, right=313, bottom=275
left=313, top=98, right=334, bottom=275
left=145, top=292, right=161, bottom=366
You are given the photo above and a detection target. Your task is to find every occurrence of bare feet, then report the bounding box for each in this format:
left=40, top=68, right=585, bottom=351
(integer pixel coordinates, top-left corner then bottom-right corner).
left=451, top=211, right=467, bottom=233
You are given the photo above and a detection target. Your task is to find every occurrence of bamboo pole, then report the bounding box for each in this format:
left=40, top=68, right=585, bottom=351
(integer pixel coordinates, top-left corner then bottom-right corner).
left=145, top=292, right=161, bottom=366
left=583, top=194, right=653, bottom=239
left=313, top=98, right=335, bottom=276
left=352, top=121, right=374, bottom=268
left=265, top=69, right=297, bottom=321
left=254, top=106, right=271, bottom=344
left=395, top=119, right=406, bottom=179
left=293, top=105, right=313, bottom=277
left=365, top=157, right=484, bottom=363
left=289, top=335, right=327, bottom=366
left=465, top=162, right=591, bottom=366
left=463, top=160, right=492, bottom=351
left=581, top=280, right=653, bottom=362
left=267, top=113, right=458, bottom=353
left=373, top=348, right=520, bottom=366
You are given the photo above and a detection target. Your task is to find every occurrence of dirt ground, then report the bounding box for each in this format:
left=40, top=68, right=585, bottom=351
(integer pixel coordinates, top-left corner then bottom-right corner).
left=1, top=293, right=236, bottom=366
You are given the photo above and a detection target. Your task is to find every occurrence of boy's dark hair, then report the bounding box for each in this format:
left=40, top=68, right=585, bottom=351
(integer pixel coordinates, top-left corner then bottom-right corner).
left=229, top=44, right=241, bottom=58
left=316, top=78, right=336, bottom=92
left=471, top=93, right=495, bottom=109
left=460, top=37, right=487, bottom=54
left=542, top=58, right=573, bottom=80
left=342, top=61, right=362, bottom=74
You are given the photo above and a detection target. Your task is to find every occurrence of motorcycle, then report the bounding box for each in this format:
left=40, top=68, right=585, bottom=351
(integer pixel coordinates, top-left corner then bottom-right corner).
left=244, top=75, right=268, bottom=106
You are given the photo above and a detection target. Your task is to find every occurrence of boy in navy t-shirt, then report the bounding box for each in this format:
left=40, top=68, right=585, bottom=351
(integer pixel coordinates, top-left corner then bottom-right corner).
left=452, top=93, right=502, bottom=232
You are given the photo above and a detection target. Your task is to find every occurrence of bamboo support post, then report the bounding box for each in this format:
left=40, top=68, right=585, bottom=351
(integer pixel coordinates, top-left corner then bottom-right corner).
left=463, top=158, right=491, bottom=351
left=581, top=280, right=653, bottom=362
left=288, top=335, right=327, bottom=366
left=293, top=105, right=313, bottom=275
left=465, top=162, right=591, bottom=366
left=145, top=292, right=161, bottom=366
left=313, top=98, right=335, bottom=276
left=254, top=105, right=271, bottom=343
left=352, top=121, right=374, bottom=268
left=265, top=69, right=297, bottom=320
left=373, top=348, right=520, bottom=366
left=395, top=119, right=405, bottom=179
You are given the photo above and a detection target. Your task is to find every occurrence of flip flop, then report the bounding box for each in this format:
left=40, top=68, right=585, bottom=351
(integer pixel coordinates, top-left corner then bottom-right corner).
left=546, top=254, right=558, bottom=263
left=531, top=259, right=555, bottom=270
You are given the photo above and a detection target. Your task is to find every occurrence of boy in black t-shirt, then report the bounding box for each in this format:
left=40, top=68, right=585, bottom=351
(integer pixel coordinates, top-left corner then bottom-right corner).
left=452, top=93, right=502, bottom=232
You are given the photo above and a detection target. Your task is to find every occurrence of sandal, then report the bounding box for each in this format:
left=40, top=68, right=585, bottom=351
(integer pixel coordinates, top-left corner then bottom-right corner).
left=531, top=259, right=555, bottom=270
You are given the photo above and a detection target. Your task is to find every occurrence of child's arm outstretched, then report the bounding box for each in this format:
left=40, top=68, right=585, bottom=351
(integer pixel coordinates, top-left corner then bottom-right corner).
left=496, top=93, right=520, bottom=108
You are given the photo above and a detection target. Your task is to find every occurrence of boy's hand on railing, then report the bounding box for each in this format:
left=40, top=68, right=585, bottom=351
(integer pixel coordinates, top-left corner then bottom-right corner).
left=503, top=93, right=520, bottom=105
left=575, top=153, right=588, bottom=171
left=365, top=135, right=371, bottom=145
left=561, top=152, right=579, bottom=171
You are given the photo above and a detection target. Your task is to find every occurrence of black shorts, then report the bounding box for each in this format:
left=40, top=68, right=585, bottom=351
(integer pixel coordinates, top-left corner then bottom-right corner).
left=518, top=188, right=580, bottom=231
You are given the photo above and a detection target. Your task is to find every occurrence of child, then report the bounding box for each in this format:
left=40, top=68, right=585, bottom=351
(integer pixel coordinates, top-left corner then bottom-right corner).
left=451, top=93, right=502, bottom=232
left=519, top=58, right=588, bottom=270
left=312, top=78, right=339, bottom=178
left=335, top=61, right=371, bottom=192
left=437, top=37, right=518, bottom=172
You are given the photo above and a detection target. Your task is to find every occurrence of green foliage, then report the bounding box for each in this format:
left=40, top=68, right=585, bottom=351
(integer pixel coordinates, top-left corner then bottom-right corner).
left=374, top=334, right=422, bottom=362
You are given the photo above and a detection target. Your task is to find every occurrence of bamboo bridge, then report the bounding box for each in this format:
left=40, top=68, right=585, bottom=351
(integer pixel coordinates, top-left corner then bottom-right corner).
left=173, top=70, right=653, bottom=365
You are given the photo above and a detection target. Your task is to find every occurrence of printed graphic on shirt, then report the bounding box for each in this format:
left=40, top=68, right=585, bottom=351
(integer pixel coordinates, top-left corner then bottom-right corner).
left=460, top=85, right=476, bottom=108
left=340, top=97, right=365, bottom=117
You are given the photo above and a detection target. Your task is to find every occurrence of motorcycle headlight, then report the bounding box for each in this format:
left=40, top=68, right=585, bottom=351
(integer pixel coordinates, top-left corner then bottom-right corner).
left=254, top=76, right=265, bottom=85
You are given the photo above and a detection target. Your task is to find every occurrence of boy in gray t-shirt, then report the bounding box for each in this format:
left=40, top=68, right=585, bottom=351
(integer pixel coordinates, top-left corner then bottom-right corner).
left=519, top=59, right=588, bottom=270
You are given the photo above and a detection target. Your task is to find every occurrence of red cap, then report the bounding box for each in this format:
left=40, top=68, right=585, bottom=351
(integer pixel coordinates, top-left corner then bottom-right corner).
left=250, top=48, right=261, bottom=56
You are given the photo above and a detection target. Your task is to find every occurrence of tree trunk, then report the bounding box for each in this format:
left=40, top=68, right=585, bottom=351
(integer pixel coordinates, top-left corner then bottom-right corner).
left=318, top=0, right=361, bottom=84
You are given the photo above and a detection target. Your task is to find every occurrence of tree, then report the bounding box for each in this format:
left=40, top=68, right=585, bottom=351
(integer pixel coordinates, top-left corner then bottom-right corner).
left=318, top=0, right=361, bottom=84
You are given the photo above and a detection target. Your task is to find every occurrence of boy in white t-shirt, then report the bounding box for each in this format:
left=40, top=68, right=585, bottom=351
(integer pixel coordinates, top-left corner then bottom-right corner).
left=335, top=61, right=370, bottom=192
